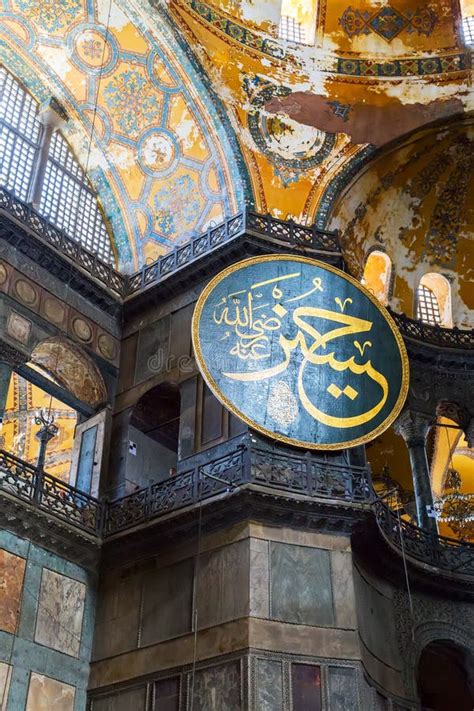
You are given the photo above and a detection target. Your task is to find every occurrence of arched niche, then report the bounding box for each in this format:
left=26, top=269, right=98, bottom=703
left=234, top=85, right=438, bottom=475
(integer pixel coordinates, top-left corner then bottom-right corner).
left=30, top=337, right=107, bottom=408
left=416, top=273, right=453, bottom=328
left=361, top=250, right=392, bottom=305
left=417, top=640, right=474, bottom=710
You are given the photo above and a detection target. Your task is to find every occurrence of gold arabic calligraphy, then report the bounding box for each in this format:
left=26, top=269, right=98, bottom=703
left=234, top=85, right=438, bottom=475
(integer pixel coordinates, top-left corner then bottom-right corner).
left=212, top=272, right=389, bottom=429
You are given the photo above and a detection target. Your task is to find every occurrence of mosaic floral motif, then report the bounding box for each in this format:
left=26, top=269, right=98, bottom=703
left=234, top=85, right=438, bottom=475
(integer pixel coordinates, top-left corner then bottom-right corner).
left=104, top=70, right=161, bottom=136
left=154, top=175, right=200, bottom=237
left=339, top=5, right=438, bottom=41
left=424, top=143, right=473, bottom=268
left=82, top=39, right=102, bottom=59
left=186, top=0, right=462, bottom=76
left=336, top=55, right=465, bottom=77
left=14, top=0, right=82, bottom=32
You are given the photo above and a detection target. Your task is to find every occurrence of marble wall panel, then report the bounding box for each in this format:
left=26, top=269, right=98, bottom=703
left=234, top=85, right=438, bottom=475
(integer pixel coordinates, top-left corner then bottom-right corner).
left=192, top=661, right=241, bottom=711
left=140, top=558, right=193, bottom=646
left=25, top=673, right=75, bottom=711
left=249, top=538, right=269, bottom=619
left=196, top=540, right=249, bottom=629
left=270, top=543, right=334, bottom=627
left=154, top=677, right=180, bottom=711
left=291, top=664, right=322, bottom=710
left=331, top=551, right=357, bottom=629
left=34, top=568, right=86, bottom=658
left=256, top=658, right=283, bottom=710
left=90, top=686, right=146, bottom=711
left=93, top=570, right=142, bottom=659
left=328, top=667, right=358, bottom=711
left=0, top=661, right=12, bottom=709
left=0, top=548, right=26, bottom=634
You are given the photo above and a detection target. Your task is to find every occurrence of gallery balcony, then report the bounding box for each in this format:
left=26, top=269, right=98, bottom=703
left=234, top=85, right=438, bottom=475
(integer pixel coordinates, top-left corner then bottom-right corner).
left=0, top=435, right=370, bottom=539
left=2, top=445, right=474, bottom=583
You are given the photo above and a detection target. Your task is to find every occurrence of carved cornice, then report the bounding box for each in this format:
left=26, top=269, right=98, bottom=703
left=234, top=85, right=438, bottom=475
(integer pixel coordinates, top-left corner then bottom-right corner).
left=0, top=339, right=28, bottom=367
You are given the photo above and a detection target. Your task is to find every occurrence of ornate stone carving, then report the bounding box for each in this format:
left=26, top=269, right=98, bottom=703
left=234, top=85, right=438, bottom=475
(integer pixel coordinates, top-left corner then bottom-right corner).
left=0, top=339, right=28, bottom=367
left=394, top=409, right=433, bottom=447
left=393, top=588, right=474, bottom=696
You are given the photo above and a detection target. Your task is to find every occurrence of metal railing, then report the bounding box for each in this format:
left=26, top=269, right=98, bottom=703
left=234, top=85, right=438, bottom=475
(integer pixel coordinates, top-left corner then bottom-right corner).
left=124, top=210, right=340, bottom=296
left=0, top=186, right=340, bottom=299
left=0, top=441, right=370, bottom=537
left=0, top=186, right=126, bottom=296
left=3, top=447, right=474, bottom=580
left=374, top=497, right=474, bottom=578
left=390, top=310, right=474, bottom=350
left=103, top=439, right=371, bottom=534
left=0, top=449, right=103, bottom=536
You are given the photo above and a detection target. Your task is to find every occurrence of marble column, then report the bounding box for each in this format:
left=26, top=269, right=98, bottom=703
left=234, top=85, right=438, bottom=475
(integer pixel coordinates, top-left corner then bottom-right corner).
left=0, top=361, right=12, bottom=424
left=394, top=409, right=437, bottom=534
left=28, top=98, right=67, bottom=208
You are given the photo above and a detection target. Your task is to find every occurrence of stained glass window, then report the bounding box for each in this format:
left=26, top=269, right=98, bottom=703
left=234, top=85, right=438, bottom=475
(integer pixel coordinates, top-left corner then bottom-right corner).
left=0, top=67, right=114, bottom=265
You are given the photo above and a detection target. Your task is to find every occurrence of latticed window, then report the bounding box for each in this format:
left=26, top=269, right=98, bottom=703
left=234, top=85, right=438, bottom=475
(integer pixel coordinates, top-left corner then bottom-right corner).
left=278, top=15, right=306, bottom=43
left=0, top=67, right=41, bottom=201
left=462, top=15, right=474, bottom=44
left=0, top=66, right=114, bottom=265
left=416, top=284, right=442, bottom=326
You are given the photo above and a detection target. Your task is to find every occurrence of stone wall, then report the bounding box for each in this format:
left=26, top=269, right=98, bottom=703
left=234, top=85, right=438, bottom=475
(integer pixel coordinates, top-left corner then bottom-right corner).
left=0, top=530, right=96, bottom=710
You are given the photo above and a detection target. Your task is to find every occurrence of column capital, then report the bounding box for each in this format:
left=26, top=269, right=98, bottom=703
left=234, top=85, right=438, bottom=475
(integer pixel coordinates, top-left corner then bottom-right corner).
left=394, top=409, right=434, bottom=447
left=38, top=97, right=68, bottom=130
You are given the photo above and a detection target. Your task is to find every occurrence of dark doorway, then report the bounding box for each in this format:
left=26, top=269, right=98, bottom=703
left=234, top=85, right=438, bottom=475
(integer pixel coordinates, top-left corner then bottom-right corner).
left=128, top=382, right=181, bottom=487
left=417, top=640, right=473, bottom=711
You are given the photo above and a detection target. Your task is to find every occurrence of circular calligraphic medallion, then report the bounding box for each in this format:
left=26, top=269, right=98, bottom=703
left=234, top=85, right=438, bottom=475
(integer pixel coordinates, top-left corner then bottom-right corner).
left=192, top=255, right=409, bottom=450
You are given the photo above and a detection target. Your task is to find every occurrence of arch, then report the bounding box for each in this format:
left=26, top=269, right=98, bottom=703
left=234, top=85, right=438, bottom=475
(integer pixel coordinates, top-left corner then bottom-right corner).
left=416, top=273, right=453, bottom=327
left=30, top=337, right=107, bottom=408
left=2, top=369, right=78, bottom=482
left=418, top=640, right=474, bottom=710
left=361, top=250, right=392, bottom=305
left=402, top=621, right=474, bottom=702
left=0, top=67, right=115, bottom=264
left=0, top=0, right=251, bottom=270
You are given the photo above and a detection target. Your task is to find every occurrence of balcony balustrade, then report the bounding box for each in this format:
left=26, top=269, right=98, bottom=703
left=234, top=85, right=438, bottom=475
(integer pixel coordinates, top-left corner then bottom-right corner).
left=2, top=446, right=474, bottom=580
left=374, top=497, right=474, bottom=579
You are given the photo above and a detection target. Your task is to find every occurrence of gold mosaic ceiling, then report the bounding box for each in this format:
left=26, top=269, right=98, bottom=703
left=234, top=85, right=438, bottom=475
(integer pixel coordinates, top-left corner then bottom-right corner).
left=0, top=0, right=472, bottom=273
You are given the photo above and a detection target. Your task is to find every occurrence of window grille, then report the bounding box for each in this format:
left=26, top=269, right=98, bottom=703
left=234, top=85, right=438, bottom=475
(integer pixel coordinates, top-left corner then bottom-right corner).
left=0, top=67, right=41, bottom=201
left=0, top=67, right=114, bottom=265
left=278, top=15, right=306, bottom=43
left=39, top=133, right=114, bottom=263
left=462, top=15, right=474, bottom=45
left=416, top=284, right=442, bottom=326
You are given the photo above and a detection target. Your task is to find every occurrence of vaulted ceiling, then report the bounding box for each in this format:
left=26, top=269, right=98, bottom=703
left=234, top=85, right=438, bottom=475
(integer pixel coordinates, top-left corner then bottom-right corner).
left=0, top=0, right=472, bottom=272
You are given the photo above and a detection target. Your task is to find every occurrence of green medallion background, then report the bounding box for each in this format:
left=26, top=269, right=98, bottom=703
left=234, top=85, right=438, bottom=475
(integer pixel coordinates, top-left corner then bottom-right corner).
left=193, top=255, right=409, bottom=449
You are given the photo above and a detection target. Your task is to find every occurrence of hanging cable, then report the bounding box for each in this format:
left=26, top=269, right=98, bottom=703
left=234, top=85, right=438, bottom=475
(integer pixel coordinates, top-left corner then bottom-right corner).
left=395, top=494, right=415, bottom=642
left=84, top=0, right=113, bottom=178
left=189, top=477, right=203, bottom=711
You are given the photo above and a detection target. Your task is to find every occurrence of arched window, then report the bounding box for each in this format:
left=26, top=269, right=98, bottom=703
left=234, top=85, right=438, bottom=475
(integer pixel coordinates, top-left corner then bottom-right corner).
left=0, top=66, right=114, bottom=264
left=361, top=250, right=392, bottom=305
left=278, top=0, right=317, bottom=45
left=416, top=273, right=453, bottom=327
left=460, top=0, right=474, bottom=45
